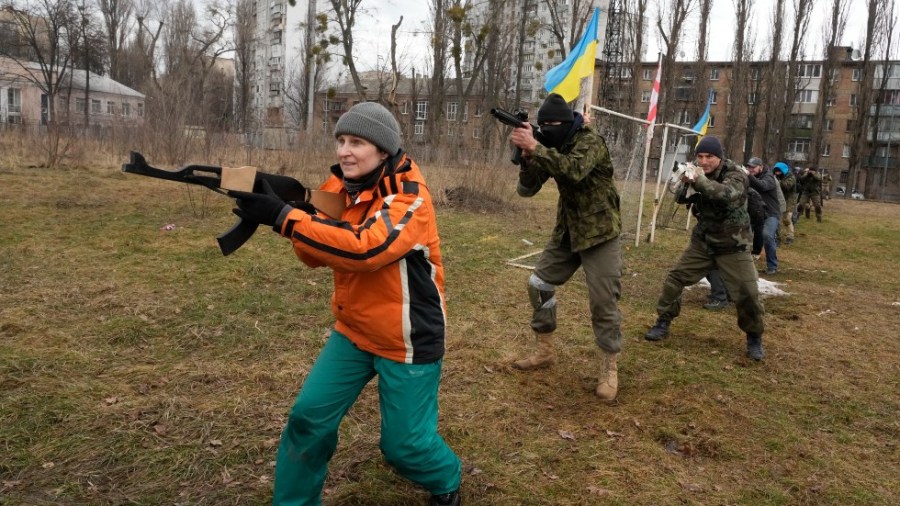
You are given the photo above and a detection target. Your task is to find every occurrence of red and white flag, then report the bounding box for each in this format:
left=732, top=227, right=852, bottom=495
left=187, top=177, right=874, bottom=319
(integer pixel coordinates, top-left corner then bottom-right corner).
left=646, top=56, right=663, bottom=127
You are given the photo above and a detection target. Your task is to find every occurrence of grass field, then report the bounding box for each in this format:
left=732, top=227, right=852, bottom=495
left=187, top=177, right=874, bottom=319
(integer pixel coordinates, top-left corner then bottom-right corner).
left=1, top=153, right=899, bottom=505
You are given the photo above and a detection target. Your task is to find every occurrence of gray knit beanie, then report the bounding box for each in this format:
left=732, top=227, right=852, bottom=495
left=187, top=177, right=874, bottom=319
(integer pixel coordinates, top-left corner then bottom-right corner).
left=334, top=102, right=402, bottom=155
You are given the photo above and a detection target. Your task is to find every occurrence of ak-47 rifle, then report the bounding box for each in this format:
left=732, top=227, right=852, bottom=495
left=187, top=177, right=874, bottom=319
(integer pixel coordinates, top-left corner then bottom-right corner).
left=122, top=151, right=320, bottom=256
left=489, top=107, right=533, bottom=165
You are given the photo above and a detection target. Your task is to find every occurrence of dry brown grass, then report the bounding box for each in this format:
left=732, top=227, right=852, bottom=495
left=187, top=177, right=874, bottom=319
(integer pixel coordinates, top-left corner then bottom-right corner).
left=1, top=132, right=898, bottom=505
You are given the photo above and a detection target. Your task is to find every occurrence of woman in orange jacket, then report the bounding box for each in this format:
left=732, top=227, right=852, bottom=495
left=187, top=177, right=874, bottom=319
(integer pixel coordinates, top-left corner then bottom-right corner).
left=230, top=102, right=461, bottom=506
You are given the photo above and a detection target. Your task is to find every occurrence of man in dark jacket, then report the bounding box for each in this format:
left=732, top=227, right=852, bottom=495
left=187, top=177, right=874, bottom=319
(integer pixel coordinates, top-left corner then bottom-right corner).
left=746, top=157, right=780, bottom=275
left=645, top=136, right=766, bottom=361
left=508, top=93, right=624, bottom=401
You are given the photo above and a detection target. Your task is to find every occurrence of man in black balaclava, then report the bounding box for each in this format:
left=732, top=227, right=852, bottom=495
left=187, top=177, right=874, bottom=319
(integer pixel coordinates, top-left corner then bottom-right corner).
left=508, top=93, right=624, bottom=403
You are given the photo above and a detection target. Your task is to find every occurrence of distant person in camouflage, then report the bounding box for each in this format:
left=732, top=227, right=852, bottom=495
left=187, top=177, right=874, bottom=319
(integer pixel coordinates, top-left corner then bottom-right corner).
left=773, top=162, right=796, bottom=245
left=822, top=170, right=833, bottom=200
left=644, top=136, right=766, bottom=361
left=797, top=167, right=823, bottom=222
left=508, top=93, right=624, bottom=401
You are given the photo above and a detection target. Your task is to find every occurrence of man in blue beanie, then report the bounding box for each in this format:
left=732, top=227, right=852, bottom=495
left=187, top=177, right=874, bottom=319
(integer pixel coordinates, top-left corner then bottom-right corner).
left=644, top=136, right=767, bottom=361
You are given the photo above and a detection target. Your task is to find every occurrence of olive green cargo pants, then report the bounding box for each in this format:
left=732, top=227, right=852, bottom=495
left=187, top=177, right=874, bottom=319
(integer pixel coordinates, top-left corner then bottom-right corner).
left=655, top=242, right=765, bottom=335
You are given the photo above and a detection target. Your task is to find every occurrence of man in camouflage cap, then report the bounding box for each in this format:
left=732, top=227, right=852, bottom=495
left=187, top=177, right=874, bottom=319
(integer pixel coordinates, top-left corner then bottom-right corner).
left=644, top=136, right=766, bottom=361
left=508, top=93, right=624, bottom=401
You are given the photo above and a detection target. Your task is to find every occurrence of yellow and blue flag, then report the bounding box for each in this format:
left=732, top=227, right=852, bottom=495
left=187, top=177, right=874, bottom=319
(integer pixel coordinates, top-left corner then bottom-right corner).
left=543, top=7, right=601, bottom=102
left=692, top=89, right=714, bottom=139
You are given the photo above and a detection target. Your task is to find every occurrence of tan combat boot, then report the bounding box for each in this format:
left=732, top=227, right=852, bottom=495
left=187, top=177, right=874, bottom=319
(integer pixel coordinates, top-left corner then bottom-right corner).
left=512, top=332, right=555, bottom=370
left=595, top=351, right=619, bottom=401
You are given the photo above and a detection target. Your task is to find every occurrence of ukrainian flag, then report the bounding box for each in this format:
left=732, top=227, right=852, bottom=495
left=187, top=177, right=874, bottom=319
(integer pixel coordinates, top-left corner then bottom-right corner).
left=692, top=89, right=714, bottom=138
left=543, top=7, right=601, bottom=102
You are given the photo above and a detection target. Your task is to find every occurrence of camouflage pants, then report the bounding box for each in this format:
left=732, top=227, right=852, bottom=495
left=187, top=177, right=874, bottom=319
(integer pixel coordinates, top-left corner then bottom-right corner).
left=530, top=237, right=623, bottom=353
left=778, top=210, right=794, bottom=241
left=797, top=193, right=822, bottom=219
left=655, top=242, right=765, bottom=335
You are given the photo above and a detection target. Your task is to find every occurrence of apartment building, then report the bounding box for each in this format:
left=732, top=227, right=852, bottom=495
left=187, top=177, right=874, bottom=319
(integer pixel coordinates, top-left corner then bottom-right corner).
left=627, top=51, right=900, bottom=201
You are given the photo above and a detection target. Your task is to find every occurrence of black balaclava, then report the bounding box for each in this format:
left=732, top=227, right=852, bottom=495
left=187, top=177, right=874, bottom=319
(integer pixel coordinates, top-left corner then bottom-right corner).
left=536, top=93, right=575, bottom=149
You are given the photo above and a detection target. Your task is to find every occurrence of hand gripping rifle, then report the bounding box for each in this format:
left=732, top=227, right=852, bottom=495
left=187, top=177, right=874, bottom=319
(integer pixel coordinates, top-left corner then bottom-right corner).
left=122, top=151, right=311, bottom=256
left=489, top=107, right=532, bottom=165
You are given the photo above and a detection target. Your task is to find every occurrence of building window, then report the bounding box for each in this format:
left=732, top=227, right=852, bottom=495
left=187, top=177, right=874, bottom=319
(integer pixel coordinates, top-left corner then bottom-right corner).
left=122, top=102, right=131, bottom=116
left=641, top=90, right=651, bottom=103
left=708, top=115, right=716, bottom=128
left=849, top=94, right=858, bottom=106
left=463, top=103, right=468, bottom=121
left=788, top=138, right=810, bottom=155
left=794, top=89, right=815, bottom=103
left=269, top=81, right=281, bottom=95
left=826, top=96, right=835, bottom=107
left=749, top=67, right=760, bottom=81
left=271, top=30, right=282, bottom=44
left=825, top=119, right=834, bottom=131
left=6, top=88, right=21, bottom=113
left=676, top=110, right=692, bottom=125
left=474, top=103, right=484, bottom=117
left=415, top=100, right=428, bottom=120
left=710, top=68, right=719, bottom=80
left=446, top=101, right=458, bottom=121
left=852, top=68, right=862, bottom=81
left=399, top=101, right=408, bottom=115
left=473, top=127, right=481, bottom=139
left=137, top=102, right=144, bottom=117
left=643, top=68, right=652, bottom=80
left=710, top=91, right=718, bottom=104
left=798, top=64, right=822, bottom=78
left=414, top=121, right=425, bottom=136
left=748, top=92, right=758, bottom=105
left=791, top=114, right=814, bottom=129
left=842, top=144, right=850, bottom=158
left=75, top=97, right=86, bottom=113
left=91, top=99, right=101, bottom=114
left=107, top=101, right=115, bottom=114
left=822, top=144, right=830, bottom=157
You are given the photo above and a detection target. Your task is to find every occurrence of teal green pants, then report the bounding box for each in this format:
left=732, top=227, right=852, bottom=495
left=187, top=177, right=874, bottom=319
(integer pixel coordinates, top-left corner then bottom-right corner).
left=273, top=330, right=461, bottom=505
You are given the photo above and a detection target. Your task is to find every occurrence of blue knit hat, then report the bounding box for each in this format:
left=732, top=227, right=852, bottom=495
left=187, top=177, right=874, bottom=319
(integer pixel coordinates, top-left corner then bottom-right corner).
left=695, top=136, right=723, bottom=159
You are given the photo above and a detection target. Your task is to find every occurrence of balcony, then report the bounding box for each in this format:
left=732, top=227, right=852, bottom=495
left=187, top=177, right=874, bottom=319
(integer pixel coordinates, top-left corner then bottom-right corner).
left=866, top=156, right=899, bottom=168
left=785, top=152, right=809, bottom=162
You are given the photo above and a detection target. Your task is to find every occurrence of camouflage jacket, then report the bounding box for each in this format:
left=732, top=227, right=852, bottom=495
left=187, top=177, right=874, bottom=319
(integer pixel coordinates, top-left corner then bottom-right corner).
left=797, top=171, right=822, bottom=195
left=517, top=125, right=621, bottom=252
left=678, top=158, right=752, bottom=255
left=778, top=172, right=798, bottom=208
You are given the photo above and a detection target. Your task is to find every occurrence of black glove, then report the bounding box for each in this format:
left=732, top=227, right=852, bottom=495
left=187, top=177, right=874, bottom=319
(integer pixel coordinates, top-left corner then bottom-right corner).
left=288, top=199, right=317, bottom=215
left=229, top=180, right=289, bottom=227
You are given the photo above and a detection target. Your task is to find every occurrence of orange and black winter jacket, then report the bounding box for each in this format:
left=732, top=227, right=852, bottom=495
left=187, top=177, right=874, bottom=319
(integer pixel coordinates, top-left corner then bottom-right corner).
left=275, top=154, right=446, bottom=364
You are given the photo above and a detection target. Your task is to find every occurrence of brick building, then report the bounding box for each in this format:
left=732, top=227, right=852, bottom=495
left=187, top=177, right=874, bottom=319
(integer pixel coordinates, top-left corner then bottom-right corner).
left=625, top=49, right=900, bottom=201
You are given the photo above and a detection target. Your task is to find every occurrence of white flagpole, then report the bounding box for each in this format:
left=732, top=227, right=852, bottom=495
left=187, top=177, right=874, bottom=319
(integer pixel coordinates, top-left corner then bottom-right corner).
left=635, top=53, right=663, bottom=247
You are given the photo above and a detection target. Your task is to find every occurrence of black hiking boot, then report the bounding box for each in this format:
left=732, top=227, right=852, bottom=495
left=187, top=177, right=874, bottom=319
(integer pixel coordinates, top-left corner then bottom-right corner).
left=746, top=333, right=765, bottom=361
left=703, top=299, right=730, bottom=310
left=431, top=490, right=461, bottom=506
left=644, top=318, right=671, bottom=341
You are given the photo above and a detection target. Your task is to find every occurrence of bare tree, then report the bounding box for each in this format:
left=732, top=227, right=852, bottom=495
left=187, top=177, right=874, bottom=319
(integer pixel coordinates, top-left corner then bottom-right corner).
left=775, top=0, right=813, bottom=162
left=97, top=0, right=133, bottom=84
left=655, top=0, right=695, bottom=131
left=542, top=0, right=593, bottom=59
left=329, top=0, right=365, bottom=101
left=1, top=0, right=78, bottom=167
left=808, top=0, right=849, bottom=168
left=760, top=0, right=786, bottom=160
left=846, top=0, right=888, bottom=198
left=728, top=0, right=757, bottom=161
left=869, top=0, right=898, bottom=199
left=428, top=0, right=448, bottom=147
